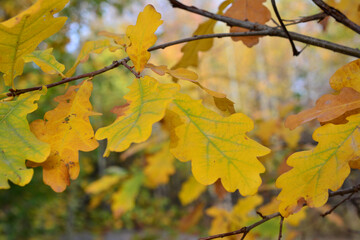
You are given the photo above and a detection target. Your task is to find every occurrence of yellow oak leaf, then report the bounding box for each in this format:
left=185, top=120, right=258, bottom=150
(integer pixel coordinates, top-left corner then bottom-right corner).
left=286, top=87, right=360, bottom=130
left=126, top=5, right=163, bottom=72
left=23, top=48, right=65, bottom=77
left=95, top=76, right=179, bottom=157
left=206, top=195, right=262, bottom=239
left=0, top=0, right=68, bottom=87
left=0, top=88, right=50, bottom=189
left=179, top=175, right=207, bottom=205
left=206, top=207, right=231, bottom=239
left=29, top=80, right=99, bottom=192
left=279, top=125, right=303, bottom=149
left=66, top=39, right=112, bottom=77
left=85, top=175, right=123, bottom=195
left=167, top=93, right=270, bottom=195
left=144, top=142, right=175, bottom=188
left=224, top=0, right=271, bottom=47
left=330, top=59, right=360, bottom=92
left=173, top=0, right=233, bottom=69
left=146, top=63, right=235, bottom=113
left=276, top=113, right=360, bottom=217
left=98, top=31, right=130, bottom=47
left=111, top=172, right=144, bottom=219
left=258, top=197, right=306, bottom=226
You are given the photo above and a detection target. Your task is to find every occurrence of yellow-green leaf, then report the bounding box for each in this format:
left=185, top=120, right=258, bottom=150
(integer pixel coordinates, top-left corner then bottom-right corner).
left=23, top=48, right=65, bottom=77
left=179, top=175, right=207, bottom=205
left=126, top=5, right=163, bottom=72
left=112, top=171, right=144, bottom=218
left=0, top=89, right=50, bottom=188
left=29, top=80, right=99, bottom=192
left=167, top=93, right=270, bottom=195
left=330, top=59, right=360, bottom=92
left=276, top=113, right=360, bottom=217
left=65, top=39, right=111, bottom=77
left=144, top=142, right=175, bottom=188
left=0, top=0, right=68, bottom=87
left=95, top=76, right=179, bottom=157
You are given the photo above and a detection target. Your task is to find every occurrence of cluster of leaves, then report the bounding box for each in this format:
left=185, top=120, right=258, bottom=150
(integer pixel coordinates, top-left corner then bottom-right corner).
left=1, top=0, right=360, bottom=239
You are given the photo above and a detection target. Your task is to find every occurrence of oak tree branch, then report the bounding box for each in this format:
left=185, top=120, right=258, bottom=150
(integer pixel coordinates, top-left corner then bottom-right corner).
left=312, top=0, right=360, bottom=34
left=168, top=0, right=360, bottom=58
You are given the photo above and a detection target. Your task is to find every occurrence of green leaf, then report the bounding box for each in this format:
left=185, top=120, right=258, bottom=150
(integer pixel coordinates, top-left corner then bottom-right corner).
left=0, top=89, right=50, bottom=188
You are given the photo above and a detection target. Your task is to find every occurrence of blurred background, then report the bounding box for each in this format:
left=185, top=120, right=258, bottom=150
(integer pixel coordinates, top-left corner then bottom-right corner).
left=0, top=0, right=359, bottom=239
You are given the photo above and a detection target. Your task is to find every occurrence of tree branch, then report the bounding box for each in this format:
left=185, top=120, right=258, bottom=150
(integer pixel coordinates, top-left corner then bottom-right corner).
left=321, top=192, right=355, bottom=217
left=3, top=30, right=281, bottom=98
left=312, top=0, right=360, bottom=34
left=168, top=0, right=360, bottom=58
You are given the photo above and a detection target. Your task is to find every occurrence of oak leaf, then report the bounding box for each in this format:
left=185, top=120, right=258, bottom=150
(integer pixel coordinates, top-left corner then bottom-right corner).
left=29, top=80, right=99, bottom=192
left=258, top=197, right=306, bottom=226
left=173, top=0, right=233, bottom=69
left=85, top=175, right=124, bottom=195
left=207, top=195, right=262, bottom=239
left=95, top=76, right=179, bottom=157
left=0, top=89, right=50, bottom=189
left=144, top=142, right=175, bottom=188
left=224, top=0, right=271, bottom=47
left=111, top=171, right=144, bottom=218
left=146, top=63, right=235, bottom=114
left=66, top=39, right=112, bottom=77
left=330, top=59, right=360, bottom=92
left=23, top=48, right=65, bottom=77
left=126, top=5, right=163, bottom=72
left=276, top=114, right=360, bottom=217
left=285, top=87, right=360, bottom=129
left=179, top=175, right=207, bottom=205
left=0, top=0, right=68, bottom=87
left=98, top=31, right=130, bottom=47
left=167, top=93, right=270, bottom=194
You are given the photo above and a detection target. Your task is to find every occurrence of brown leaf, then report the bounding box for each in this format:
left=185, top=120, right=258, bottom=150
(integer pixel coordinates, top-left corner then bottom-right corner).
left=111, top=102, right=130, bottom=117
left=285, top=87, right=360, bottom=130
left=214, top=179, right=228, bottom=200
left=178, top=202, right=204, bottom=232
left=224, top=0, right=271, bottom=47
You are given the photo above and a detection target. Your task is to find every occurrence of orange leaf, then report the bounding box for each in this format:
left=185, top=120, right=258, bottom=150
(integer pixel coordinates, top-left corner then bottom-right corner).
left=29, top=80, right=99, bottom=192
left=224, top=0, right=271, bottom=47
left=285, top=87, right=360, bottom=130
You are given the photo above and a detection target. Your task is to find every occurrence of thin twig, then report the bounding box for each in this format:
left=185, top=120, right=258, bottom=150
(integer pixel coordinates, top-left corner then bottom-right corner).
left=321, top=192, right=356, bottom=217
left=256, top=211, right=266, bottom=219
left=119, top=59, right=141, bottom=78
left=199, top=212, right=282, bottom=240
left=329, top=184, right=360, bottom=197
left=168, top=0, right=360, bottom=58
left=271, top=0, right=300, bottom=56
left=283, top=12, right=327, bottom=26
left=278, top=216, right=284, bottom=240
left=312, top=0, right=360, bottom=34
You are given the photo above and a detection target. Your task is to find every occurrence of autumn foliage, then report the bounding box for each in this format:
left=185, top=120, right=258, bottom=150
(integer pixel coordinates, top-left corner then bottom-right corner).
left=1, top=0, right=360, bottom=239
